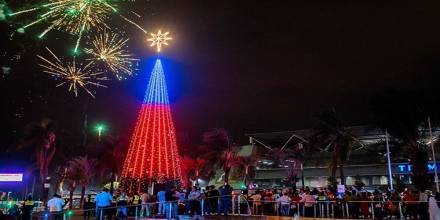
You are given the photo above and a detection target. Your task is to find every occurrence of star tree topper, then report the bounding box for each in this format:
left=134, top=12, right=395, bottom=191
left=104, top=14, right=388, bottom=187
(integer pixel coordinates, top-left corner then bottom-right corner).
left=147, top=30, right=172, bottom=52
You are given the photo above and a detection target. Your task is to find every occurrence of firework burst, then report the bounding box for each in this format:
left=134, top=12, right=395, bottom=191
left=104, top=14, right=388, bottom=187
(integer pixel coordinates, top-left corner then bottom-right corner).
left=37, top=47, right=108, bottom=98
left=85, top=31, right=138, bottom=80
left=9, top=0, right=146, bottom=53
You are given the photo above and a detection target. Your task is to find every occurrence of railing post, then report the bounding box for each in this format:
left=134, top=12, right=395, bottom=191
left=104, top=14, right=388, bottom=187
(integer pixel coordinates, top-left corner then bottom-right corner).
left=313, top=203, right=316, bottom=217
left=326, top=202, right=330, bottom=218
left=302, top=203, right=305, bottom=217
left=169, top=202, right=172, bottom=220
left=399, top=202, right=404, bottom=220
left=201, top=199, right=205, bottom=216
left=331, top=202, right=334, bottom=218
left=232, top=196, right=235, bottom=215
left=238, top=195, right=241, bottom=215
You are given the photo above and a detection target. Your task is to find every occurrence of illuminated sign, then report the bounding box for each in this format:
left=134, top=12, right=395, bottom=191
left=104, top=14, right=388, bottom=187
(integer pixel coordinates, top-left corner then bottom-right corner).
left=0, top=173, right=23, bottom=182
left=396, top=163, right=438, bottom=173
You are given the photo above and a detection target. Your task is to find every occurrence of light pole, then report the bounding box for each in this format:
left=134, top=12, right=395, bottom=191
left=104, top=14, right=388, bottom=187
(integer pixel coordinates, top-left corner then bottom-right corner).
left=428, top=116, right=439, bottom=192
left=385, top=130, right=393, bottom=190
left=95, top=123, right=106, bottom=142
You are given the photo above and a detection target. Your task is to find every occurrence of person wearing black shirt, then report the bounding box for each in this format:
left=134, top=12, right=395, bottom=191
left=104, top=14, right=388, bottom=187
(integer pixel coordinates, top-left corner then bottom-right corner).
left=22, top=194, right=34, bottom=220
left=208, top=185, right=219, bottom=214
left=83, top=195, right=94, bottom=220
left=165, top=186, right=178, bottom=219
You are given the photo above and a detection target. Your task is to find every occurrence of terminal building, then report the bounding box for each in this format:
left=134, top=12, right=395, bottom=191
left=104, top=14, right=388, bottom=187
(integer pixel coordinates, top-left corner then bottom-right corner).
left=225, top=126, right=440, bottom=189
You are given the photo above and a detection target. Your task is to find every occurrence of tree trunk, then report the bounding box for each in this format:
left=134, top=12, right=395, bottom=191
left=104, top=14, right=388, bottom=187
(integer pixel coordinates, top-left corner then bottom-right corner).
left=69, top=187, right=74, bottom=209
left=224, top=167, right=231, bottom=184
left=110, top=171, right=115, bottom=195
left=339, top=164, right=345, bottom=185
left=80, top=185, right=86, bottom=208
left=290, top=175, right=297, bottom=192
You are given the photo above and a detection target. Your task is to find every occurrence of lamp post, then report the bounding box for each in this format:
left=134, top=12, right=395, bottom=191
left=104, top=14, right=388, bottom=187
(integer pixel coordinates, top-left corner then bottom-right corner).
left=428, top=116, right=439, bottom=192
left=95, top=123, right=106, bottom=142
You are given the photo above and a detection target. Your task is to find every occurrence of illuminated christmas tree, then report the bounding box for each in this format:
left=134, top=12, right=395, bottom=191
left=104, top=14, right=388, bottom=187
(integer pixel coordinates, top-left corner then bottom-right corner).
left=120, top=58, right=182, bottom=193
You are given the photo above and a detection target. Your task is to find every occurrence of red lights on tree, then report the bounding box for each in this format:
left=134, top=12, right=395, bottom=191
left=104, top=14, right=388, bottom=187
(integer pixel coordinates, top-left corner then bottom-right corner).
left=120, top=59, right=182, bottom=193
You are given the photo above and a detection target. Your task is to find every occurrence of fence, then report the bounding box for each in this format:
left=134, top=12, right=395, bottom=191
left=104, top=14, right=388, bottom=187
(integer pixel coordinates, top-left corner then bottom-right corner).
left=7, top=195, right=431, bottom=220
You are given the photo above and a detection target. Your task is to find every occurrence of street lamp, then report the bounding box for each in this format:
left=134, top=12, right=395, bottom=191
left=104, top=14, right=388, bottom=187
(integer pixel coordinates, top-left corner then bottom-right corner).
left=94, top=123, right=106, bottom=141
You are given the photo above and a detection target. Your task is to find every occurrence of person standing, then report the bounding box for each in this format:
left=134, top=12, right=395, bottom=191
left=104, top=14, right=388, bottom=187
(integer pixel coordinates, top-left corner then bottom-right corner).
left=165, top=186, right=179, bottom=219
left=83, top=195, right=94, bottom=220
left=208, top=185, right=219, bottom=215
left=218, top=183, right=233, bottom=216
left=47, top=194, right=65, bottom=220
left=21, top=194, right=34, bottom=220
left=300, top=190, right=315, bottom=217
left=157, top=189, right=166, bottom=215
left=95, top=188, right=113, bottom=220
left=429, top=193, right=440, bottom=220
left=188, top=186, right=202, bottom=218
left=277, top=192, right=291, bottom=216
left=116, top=193, right=128, bottom=219
left=140, top=192, right=150, bottom=217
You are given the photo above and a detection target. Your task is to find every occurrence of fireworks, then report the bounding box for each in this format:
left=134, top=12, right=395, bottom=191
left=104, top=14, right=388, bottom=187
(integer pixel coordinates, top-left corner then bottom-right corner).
left=85, top=31, right=138, bottom=80
left=9, top=0, right=146, bottom=53
left=37, top=47, right=108, bottom=98
left=147, top=30, right=172, bottom=52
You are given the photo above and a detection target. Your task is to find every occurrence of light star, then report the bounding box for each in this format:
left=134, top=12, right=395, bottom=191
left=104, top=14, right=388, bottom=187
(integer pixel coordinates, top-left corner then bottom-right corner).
left=147, top=30, right=172, bottom=52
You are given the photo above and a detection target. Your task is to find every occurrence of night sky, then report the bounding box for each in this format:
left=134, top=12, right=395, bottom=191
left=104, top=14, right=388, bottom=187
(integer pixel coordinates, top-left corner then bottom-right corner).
left=2, top=0, right=440, bottom=147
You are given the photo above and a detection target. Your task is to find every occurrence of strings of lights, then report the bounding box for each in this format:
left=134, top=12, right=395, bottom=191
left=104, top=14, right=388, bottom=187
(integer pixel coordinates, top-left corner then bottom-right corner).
left=120, top=59, right=182, bottom=193
left=85, top=31, right=139, bottom=80
left=37, top=47, right=108, bottom=98
left=147, top=30, right=172, bottom=52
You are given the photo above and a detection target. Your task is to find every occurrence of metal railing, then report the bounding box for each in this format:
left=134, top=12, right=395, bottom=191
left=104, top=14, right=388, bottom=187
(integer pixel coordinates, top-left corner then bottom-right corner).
left=7, top=195, right=431, bottom=220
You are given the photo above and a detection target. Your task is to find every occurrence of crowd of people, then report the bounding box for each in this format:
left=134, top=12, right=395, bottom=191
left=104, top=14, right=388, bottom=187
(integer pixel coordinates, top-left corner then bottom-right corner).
left=3, top=184, right=440, bottom=219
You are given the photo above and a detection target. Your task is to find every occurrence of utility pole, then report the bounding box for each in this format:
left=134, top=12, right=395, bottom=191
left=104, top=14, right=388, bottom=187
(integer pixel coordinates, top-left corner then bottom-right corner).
left=385, top=130, right=393, bottom=190
left=428, top=116, right=439, bottom=192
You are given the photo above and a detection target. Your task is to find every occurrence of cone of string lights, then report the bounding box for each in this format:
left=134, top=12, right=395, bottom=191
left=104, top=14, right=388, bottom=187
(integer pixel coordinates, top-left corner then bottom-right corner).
left=120, top=30, right=181, bottom=193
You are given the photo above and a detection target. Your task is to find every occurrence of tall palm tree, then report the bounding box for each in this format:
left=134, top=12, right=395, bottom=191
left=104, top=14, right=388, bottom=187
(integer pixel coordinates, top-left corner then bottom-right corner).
left=18, top=118, right=57, bottom=203
left=310, top=110, right=359, bottom=185
left=88, top=136, right=125, bottom=195
left=234, top=155, right=259, bottom=187
left=68, top=156, right=97, bottom=208
left=202, top=128, right=236, bottom=183
left=268, top=147, right=303, bottom=190
left=181, top=156, right=206, bottom=186
left=369, top=89, right=433, bottom=190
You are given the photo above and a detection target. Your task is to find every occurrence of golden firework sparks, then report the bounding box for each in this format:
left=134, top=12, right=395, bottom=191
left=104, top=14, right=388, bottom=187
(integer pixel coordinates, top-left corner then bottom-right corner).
left=85, top=31, right=138, bottom=80
left=9, top=0, right=147, bottom=53
left=37, top=47, right=108, bottom=98
left=147, top=30, right=172, bottom=52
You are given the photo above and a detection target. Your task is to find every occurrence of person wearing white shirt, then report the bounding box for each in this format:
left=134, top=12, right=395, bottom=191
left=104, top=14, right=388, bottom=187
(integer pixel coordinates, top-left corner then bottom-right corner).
left=277, top=193, right=291, bottom=216
left=188, top=186, right=201, bottom=217
left=47, top=194, right=65, bottom=220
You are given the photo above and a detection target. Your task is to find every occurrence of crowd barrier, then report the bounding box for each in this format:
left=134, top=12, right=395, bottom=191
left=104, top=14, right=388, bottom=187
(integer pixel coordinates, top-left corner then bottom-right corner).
left=18, top=195, right=430, bottom=220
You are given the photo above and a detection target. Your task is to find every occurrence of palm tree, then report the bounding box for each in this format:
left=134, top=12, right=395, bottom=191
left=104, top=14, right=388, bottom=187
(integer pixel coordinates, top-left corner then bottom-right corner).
left=181, top=156, right=206, bottom=186
left=202, top=128, right=236, bottom=183
left=369, top=89, right=434, bottom=190
left=88, top=136, right=125, bottom=195
left=18, top=118, right=57, bottom=203
left=268, top=147, right=303, bottom=190
left=68, top=156, right=97, bottom=208
left=234, top=156, right=258, bottom=187
left=310, top=110, right=359, bottom=185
